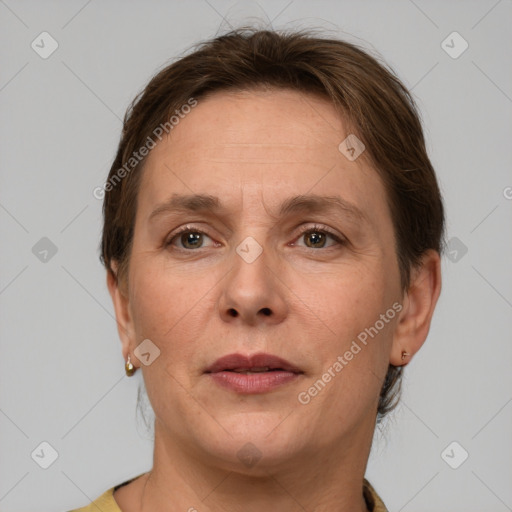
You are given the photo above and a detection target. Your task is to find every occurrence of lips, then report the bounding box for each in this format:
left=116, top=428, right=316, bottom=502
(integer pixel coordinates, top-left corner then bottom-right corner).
left=204, top=353, right=303, bottom=375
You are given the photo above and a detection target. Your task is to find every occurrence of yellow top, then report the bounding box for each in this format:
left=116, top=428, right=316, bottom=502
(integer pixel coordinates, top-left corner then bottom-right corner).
left=68, top=475, right=388, bottom=512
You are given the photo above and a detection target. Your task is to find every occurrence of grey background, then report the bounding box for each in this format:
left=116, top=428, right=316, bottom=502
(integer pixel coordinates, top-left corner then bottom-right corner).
left=1, top=0, right=511, bottom=510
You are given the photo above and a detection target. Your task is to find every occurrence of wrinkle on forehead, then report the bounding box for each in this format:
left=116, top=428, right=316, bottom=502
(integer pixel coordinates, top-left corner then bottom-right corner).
left=175, top=143, right=341, bottom=166
left=169, top=88, right=347, bottom=146
left=145, top=88, right=363, bottom=178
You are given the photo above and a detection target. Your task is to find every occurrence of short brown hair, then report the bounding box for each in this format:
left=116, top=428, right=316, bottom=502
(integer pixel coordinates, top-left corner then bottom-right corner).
left=100, top=28, right=446, bottom=422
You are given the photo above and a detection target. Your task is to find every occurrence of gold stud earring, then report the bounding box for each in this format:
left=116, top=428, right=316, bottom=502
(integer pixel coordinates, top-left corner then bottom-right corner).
left=125, top=354, right=135, bottom=376
left=401, top=350, right=410, bottom=361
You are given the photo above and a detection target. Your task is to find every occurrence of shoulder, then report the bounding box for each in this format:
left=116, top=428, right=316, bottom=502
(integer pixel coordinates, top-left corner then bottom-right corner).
left=67, top=472, right=147, bottom=512
left=67, top=486, right=121, bottom=512
left=363, top=478, right=388, bottom=512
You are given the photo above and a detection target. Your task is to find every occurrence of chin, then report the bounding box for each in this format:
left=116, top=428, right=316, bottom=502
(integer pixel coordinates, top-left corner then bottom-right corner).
left=196, top=416, right=305, bottom=472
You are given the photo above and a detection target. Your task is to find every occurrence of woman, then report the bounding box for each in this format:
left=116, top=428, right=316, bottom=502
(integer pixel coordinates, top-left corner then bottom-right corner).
left=71, top=27, right=444, bottom=512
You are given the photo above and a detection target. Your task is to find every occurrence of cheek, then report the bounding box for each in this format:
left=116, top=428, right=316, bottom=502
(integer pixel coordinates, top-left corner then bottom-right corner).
left=130, top=259, right=210, bottom=337
left=128, top=265, right=210, bottom=413
left=306, top=263, right=389, bottom=342
left=301, top=264, right=394, bottom=396
left=128, top=261, right=222, bottom=384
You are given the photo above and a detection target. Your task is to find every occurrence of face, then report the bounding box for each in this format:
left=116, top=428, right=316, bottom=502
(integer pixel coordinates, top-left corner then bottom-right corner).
left=115, top=88, right=405, bottom=472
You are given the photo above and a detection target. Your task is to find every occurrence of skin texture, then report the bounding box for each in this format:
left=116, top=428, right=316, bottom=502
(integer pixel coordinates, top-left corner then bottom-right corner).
left=108, top=88, right=442, bottom=511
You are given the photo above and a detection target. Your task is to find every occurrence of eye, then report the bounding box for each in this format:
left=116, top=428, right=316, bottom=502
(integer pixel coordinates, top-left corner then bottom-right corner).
left=166, top=226, right=216, bottom=250
left=165, top=224, right=345, bottom=252
left=294, top=225, right=345, bottom=249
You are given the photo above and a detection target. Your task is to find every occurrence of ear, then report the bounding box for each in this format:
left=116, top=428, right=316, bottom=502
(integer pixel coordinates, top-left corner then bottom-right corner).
left=106, top=261, right=137, bottom=367
left=390, top=249, right=442, bottom=366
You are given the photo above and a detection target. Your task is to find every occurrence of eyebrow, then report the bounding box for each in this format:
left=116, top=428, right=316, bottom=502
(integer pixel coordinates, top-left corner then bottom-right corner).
left=148, top=193, right=368, bottom=225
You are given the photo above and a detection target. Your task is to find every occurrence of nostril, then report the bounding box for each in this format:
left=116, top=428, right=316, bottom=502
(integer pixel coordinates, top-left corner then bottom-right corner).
left=228, top=309, right=238, bottom=317
left=261, top=308, right=271, bottom=316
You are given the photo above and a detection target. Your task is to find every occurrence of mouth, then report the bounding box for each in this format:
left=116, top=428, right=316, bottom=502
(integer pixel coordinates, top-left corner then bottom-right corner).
left=204, top=353, right=303, bottom=375
left=225, top=367, right=285, bottom=374
left=204, top=353, right=303, bottom=394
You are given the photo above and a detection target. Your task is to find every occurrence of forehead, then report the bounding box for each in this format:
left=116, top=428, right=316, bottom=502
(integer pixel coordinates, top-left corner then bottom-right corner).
left=165, top=88, right=347, bottom=163
left=137, top=88, right=390, bottom=226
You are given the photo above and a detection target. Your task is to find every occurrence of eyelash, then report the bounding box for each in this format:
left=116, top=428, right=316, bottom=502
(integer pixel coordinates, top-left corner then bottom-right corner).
left=165, top=224, right=346, bottom=251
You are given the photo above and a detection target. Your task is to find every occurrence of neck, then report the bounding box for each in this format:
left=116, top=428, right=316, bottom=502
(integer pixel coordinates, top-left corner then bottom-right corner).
left=138, top=416, right=376, bottom=512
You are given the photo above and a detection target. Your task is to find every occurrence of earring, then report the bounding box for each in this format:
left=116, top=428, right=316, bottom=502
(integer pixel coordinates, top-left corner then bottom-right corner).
left=125, top=354, right=136, bottom=376
left=401, top=350, right=410, bottom=361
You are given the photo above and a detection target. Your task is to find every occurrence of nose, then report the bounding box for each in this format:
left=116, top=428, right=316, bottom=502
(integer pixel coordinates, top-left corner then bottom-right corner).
left=218, top=242, right=288, bottom=326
